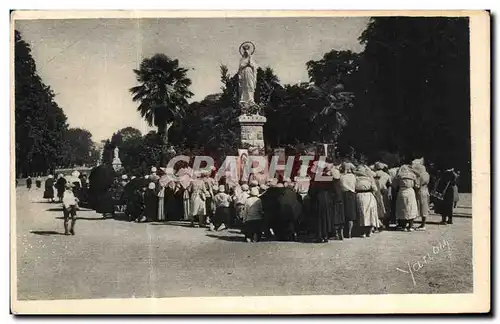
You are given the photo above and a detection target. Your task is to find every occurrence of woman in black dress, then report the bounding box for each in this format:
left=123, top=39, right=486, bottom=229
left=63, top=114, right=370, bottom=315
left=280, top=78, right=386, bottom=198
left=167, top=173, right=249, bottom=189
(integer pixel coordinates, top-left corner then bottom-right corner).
left=330, top=168, right=345, bottom=240
left=144, top=182, right=158, bottom=222
left=55, top=174, right=67, bottom=202
left=43, top=175, right=55, bottom=202
left=434, top=168, right=457, bottom=225
left=164, top=181, right=178, bottom=221
left=308, top=161, right=335, bottom=243
left=26, top=176, right=32, bottom=190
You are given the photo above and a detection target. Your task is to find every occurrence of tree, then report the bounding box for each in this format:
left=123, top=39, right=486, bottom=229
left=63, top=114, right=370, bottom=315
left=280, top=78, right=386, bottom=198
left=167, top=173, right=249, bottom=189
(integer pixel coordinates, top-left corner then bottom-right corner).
left=129, top=54, right=193, bottom=155
left=61, top=128, right=97, bottom=167
left=307, top=83, right=354, bottom=144
left=344, top=17, right=471, bottom=189
left=306, top=50, right=360, bottom=91
left=116, top=127, right=142, bottom=143
left=15, top=30, right=68, bottom=176
left=305, top=50, right=359, bottom=153
left=101, top=139, right=114, bottom=166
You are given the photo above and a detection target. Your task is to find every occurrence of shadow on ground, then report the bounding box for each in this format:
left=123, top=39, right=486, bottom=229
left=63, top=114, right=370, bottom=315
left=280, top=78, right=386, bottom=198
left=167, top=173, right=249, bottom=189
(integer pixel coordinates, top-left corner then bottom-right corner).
left=30, top=230, right=64, bottom=236
left=206, top=234, right=244, bottom=242
left=150, top=221, right=196, bottom=228
left=55, top=216, right=105, bottom=221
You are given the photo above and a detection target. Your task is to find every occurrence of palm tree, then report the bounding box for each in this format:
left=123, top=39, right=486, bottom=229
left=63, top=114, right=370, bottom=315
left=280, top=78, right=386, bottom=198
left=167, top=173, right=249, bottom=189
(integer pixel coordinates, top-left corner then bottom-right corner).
left=129, top=54, right=193, bottom=152
left=307, top=82, right=354, bottom=148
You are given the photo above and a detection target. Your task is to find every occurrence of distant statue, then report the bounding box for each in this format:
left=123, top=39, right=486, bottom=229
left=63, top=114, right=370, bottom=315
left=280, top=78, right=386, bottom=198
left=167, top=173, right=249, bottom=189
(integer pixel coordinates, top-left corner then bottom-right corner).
left=238, top=42, right=257, bottom=109
left=112, top=147, right=122, bottom=171
left=113, top=147, right=120, bottom=160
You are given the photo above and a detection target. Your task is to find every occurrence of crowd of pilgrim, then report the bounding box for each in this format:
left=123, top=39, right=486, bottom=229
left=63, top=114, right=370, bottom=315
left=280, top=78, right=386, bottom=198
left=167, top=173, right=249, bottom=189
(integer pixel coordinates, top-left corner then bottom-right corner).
left=25, top=158, right=460, bottom=241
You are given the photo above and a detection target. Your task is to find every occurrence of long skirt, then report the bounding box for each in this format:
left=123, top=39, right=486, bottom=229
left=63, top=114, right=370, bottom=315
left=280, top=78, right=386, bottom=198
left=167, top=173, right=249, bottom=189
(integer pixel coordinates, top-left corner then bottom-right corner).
left=57, top=188, right=65, bottom=200
left=157, top=197, right=165, bottom=221
left=332, top=199, right=345, bottom=226
left=395, top=188, right=418, bottom=220
left=36, top=180, right=41, bottom=188
left=43, top=187, right=54, bottom=199
left=190, top=195, right=206, bottom=220
left=243, top=219, right=264, bottom=239
left=416, top=186, right=430, bottom=218
left=213, top=206, right=230, bottom=229
left=96, top=192, right=115, bottom=214
left=183, top=190, right=191, bottom=221
left=435, top=188, right=454, bottom=218
left=453, top=185, right=459, bottom=204
left=373, top=190, right=386, bottom=224
left=356, top=192, right=378, bottom=227
left=343, top=191, right=357, bottom=222
left=206, top=197, right=215, bottom=218
left=310, top=189, right=335, bottom=240
left=381, top=189, right=391, bottom=219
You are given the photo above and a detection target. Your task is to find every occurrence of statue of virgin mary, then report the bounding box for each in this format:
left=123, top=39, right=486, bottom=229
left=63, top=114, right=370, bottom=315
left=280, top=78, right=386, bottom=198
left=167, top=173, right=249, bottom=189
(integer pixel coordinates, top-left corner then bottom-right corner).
left=238, top=42, right=257, bottom=107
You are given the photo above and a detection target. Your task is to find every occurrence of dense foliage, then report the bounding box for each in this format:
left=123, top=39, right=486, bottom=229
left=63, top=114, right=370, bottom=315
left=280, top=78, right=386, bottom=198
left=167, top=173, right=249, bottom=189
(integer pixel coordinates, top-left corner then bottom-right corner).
left=15, top=30, right=68, bottom=176
left=60, top=128, right=99, bottom=167
left=129, top=53, right=193, bottom=159
left=339, top=17, right=471, bottom=188
left=17, top=18, right=472, bottom=191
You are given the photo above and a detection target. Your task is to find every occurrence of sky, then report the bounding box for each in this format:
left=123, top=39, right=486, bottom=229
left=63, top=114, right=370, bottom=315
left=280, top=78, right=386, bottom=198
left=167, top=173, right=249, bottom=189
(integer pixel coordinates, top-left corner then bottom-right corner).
left=16, top=17, right=369, bottom=141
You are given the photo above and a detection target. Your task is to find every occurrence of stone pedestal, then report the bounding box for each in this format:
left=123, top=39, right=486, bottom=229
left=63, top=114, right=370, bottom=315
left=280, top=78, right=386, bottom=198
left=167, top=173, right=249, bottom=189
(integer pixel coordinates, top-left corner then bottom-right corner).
left=237, top=114, right=267, bottom=154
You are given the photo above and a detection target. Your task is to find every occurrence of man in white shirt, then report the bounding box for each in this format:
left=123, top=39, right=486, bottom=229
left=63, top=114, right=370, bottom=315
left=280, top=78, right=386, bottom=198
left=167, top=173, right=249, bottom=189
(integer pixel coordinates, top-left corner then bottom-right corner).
left=62, top=184, right=79, bottom=235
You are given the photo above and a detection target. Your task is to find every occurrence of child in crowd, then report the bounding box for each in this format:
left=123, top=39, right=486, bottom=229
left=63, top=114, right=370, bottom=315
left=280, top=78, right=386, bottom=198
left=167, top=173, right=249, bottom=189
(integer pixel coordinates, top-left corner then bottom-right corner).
left=212, top=185, right=232, bottom=231
left=62, top=183, right=79, bottom=235
left=243, top=187, right=264, bottom=242
left=234, top=184, right=250, bottom=226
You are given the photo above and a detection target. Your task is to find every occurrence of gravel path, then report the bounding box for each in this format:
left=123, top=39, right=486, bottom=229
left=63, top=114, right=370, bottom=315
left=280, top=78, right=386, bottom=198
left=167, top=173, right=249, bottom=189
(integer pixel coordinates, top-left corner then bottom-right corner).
left=15, top=189, right=473, bottom=300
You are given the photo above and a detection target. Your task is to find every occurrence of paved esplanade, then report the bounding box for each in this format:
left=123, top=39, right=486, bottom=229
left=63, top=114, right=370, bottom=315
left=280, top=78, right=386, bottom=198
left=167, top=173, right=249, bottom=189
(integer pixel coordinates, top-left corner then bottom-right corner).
left=15, top=188, right=472, bottom=300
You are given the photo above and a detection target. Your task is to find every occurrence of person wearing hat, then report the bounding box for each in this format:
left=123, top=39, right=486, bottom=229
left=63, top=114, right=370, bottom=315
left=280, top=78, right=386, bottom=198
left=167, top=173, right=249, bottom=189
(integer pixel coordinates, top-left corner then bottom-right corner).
left=268, top=181, right=302, bottom=242
left=26, top=175, right=32, bottom=191
left=393, top=165, right=419, bottom=231
left=354, top=165, right=379, bottom=237
left=374, top=162, right=392, bottom=228
left=212, top=185, right=232, bottom=231
left=142, top=182, right=158, bottom=222
left=329, top=167, right=345, bottom=240
left=190, top=174, right=207, bottom=228
left=293, top=174, right=311, bottom=235
left=234, top=183, right=250, bottom=224
left=412, top=163, right=430, bottom=230
left=203, top=173, right=217, bottom=226
left=55, top=174, right=67, bottom=203
left=35, top=175, right=42, bottom=189
left=242, top=187, right=264, bottom=242
left=62, top=183, right=79, bottom=235
left=340, top=162, right=356, bottom=238
left=433, top=166, right=457, bottom=225
left=69, top=170, right=83, bottom=203
left=43, top=174, right=55, bottom=202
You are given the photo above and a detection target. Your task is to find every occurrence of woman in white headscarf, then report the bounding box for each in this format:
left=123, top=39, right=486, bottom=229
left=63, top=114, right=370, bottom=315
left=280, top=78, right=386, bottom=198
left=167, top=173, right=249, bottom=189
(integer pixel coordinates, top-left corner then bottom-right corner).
left=43, top=175, right=55, bottom=202
left=177, top=167, right=193, bottom=222
left=412, top=162, right=430, bottom=230
left=394, top=165, right=419, bottom=231
left=374, top=162, right=392, bottom=228
left=190, top=171, right=207, bottom=227
left=354, top=165, right=379, bottom=237
left=340, top=162, right=357, bottom=238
